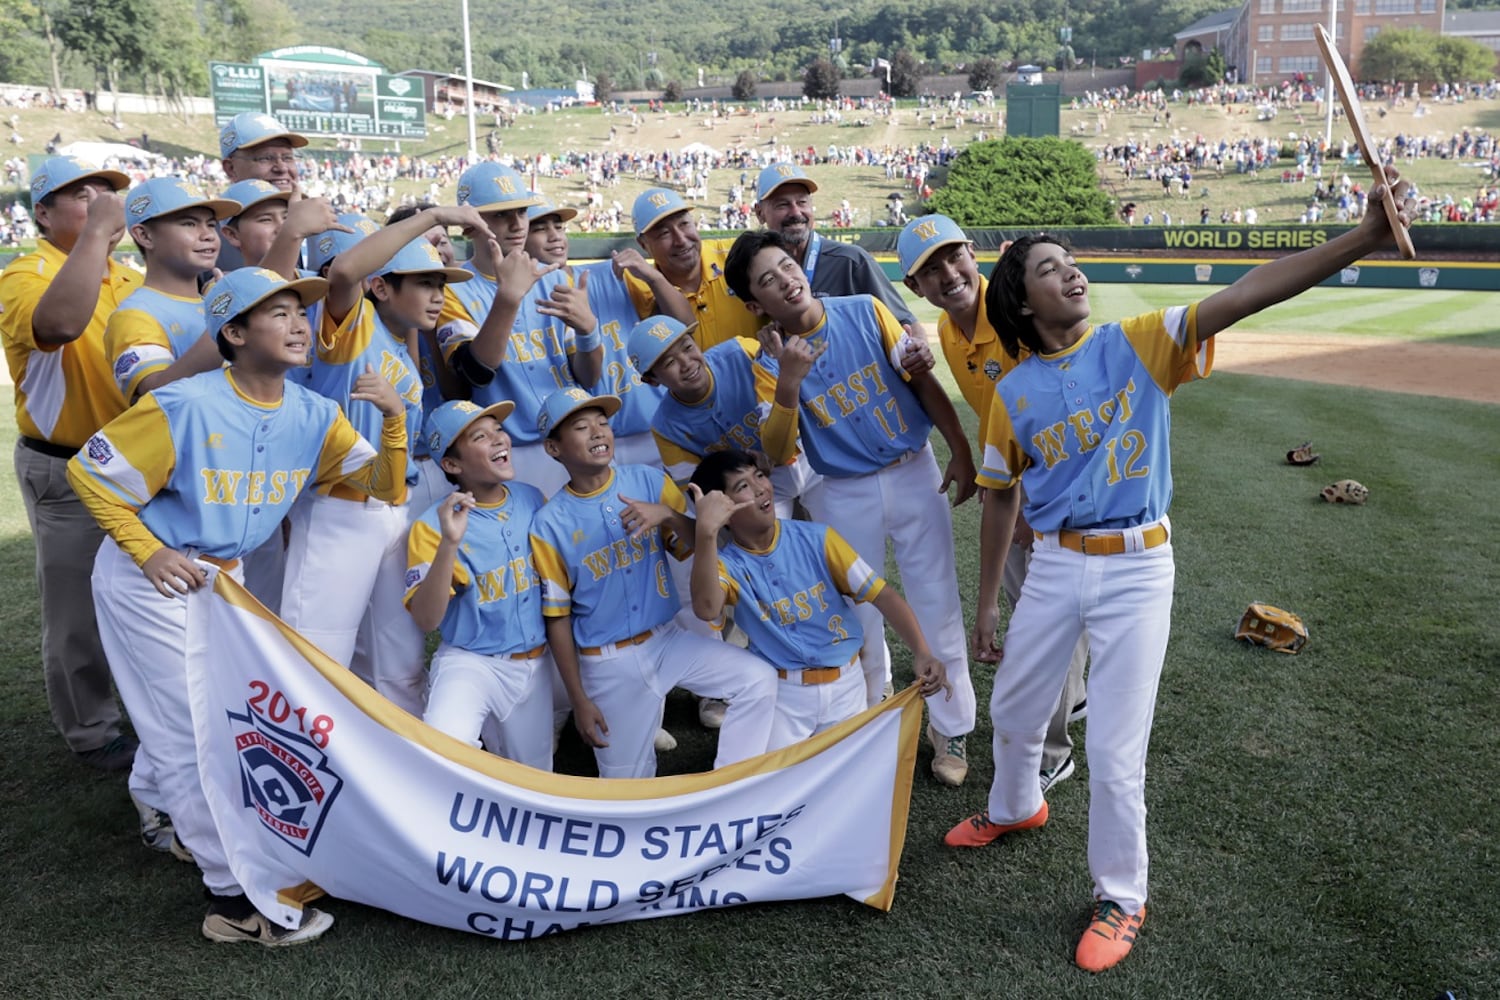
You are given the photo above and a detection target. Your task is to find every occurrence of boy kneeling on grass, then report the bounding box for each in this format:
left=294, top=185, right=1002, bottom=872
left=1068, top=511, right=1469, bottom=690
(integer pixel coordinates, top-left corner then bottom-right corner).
left=686, top=449, right=949, bottom=749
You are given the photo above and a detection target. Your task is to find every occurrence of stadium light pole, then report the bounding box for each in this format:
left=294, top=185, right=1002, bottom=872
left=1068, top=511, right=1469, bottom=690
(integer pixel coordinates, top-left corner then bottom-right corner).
left=461, top=0, right=479, bottom=160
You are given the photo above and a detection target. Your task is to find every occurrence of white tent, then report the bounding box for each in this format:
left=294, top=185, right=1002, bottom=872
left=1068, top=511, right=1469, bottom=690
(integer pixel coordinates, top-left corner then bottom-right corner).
left=55, top=141, right=165, bottom=164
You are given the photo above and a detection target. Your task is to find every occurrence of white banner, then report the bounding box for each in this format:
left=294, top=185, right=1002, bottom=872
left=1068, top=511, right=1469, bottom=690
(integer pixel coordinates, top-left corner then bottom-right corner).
left=185, top=569, right=923, bottom=939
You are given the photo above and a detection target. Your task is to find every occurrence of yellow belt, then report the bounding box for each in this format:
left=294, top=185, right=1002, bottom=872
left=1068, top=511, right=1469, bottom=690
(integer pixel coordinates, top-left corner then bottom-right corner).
left=1042, top=523, right=1170, bottom=556
left=579, top=627, right=658, bottom=657
left=776, top=664, right=845, bottom=686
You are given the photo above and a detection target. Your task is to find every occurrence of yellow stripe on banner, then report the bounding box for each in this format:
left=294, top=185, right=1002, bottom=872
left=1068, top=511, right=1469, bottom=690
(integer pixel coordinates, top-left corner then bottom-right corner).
left=275, top=880, right=327, bottom=909
left=864, top=685, right=924, bottom=912
left=215, top=572, right=923, bottom=804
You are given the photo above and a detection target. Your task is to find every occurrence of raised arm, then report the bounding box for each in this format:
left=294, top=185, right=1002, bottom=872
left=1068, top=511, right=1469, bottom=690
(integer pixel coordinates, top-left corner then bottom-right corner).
left=1196, top=170, right=1411, bottom=341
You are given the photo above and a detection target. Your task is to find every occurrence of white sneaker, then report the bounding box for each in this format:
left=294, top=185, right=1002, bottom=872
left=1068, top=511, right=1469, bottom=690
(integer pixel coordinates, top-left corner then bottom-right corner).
left=1040, top=755, right=1075, bottom=795
left=132, top=793, right=194, bottom=863
left=697, top=697, right=727, bottom=729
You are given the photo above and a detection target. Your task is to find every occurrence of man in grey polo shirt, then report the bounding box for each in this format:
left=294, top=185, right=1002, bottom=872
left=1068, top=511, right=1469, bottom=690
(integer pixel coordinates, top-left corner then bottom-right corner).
left=752, top=162, right=930, bottom=346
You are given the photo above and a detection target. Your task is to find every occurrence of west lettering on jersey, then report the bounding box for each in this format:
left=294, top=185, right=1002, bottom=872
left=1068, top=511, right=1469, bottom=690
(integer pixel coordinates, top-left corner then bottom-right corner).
left=474, top=556, right=538, bottom=604
left=202, top=467, right=312, bottom=505
left=1031, top=378, right=1140, bottom=470
left=804, top=361, right=889, bottom=429
left=379, top=349, right=423, bottom=406
left=758, top=582, right=832, bottom=626
left=579, top=530, right=663, bottom=582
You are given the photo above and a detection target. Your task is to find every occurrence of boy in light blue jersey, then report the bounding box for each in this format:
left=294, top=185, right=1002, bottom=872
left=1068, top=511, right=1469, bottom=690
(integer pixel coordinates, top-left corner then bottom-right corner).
left=434, top=163, right=603, bottom=496
left=946, top=173, right=1414, bottom=975
left=405, top=399, right=553, bottom=769
left=725, top=229, right=979, bottom=787
left=68, top=265, right=406, bottom=946
left=281, top=204, right=484, bottom=715
left=686, top=449, right=948, bottom=749
left=523, top=199, right=690, bottom=468
left=529, top=389, right=776, bottom=778
left=104, top=177, right=239, bottom=403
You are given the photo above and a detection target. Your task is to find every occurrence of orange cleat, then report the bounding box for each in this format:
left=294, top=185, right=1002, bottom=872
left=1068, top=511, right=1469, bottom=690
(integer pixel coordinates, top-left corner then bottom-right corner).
left=942, top=800, right=1049, bottom=848
left=1075, top=900, right=1146, bottom=973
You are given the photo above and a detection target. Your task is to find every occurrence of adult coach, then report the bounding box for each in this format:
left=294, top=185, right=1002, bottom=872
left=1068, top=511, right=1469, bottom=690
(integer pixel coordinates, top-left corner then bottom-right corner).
left=1, top=156, right=138, bottom=769
left=217, top=113, right=308, bottom=270
left=753, top=162, right=925, bottom=340
left=624, top=188, right=766, bottom=351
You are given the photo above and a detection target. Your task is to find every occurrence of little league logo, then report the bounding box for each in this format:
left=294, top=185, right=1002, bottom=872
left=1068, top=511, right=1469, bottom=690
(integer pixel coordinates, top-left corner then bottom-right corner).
left=983, top=359, right=1002, bottom=381
left=404, top=567, right=423, bottom=591
left=31, top=173, right=48, bottom=195
left=128, top=196, right=152, bottom=217
left=227, top=704, right=342, bottom=857
left=456, top=183, right=471, bottom=204
left=209, top=291, right=235, bottom=317
left=86, top=435, right=114, bottom=465
left=114, top=350, right=139, bottom=379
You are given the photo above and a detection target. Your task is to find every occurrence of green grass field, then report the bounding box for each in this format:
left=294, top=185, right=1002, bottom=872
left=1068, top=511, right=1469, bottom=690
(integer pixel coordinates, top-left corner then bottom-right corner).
left=1, top=296, right=1497, bottom=997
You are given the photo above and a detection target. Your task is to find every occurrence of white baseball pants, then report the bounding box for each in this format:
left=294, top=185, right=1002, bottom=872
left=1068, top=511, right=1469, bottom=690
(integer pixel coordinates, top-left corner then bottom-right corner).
left=424, top=644, right=555, bottom=771
left=577, top=622, right=777, bottom=778
left=986, top=525, right=1174, bottom=912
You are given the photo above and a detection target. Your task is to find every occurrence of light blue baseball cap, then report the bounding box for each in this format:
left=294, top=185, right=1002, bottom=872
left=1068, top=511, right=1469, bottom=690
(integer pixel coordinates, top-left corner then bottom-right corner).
left=455, top=162, right=544, bottom=213
left=424, top=399, right=517, bottom=459
left=220, top=179, right=292, bottom=224
left=897, top=214, right=971, bottom=277
left=632, top=188, right=696, bottom=236
left=372, top=236, right=473, bottom=283
left=124, top=176, right=239, bottom=227
left=626, top=315, right=697, bottom=376
left=219, top=112, right=309, bottom=159
left=304, top=213, right=380, bottom=274
left=29, top=156, right=129, bottom=206
left=755, top=162, right=819, bottom=202
left=536, top=388, right=622, bottom=438
left=203, top=267, right=329, bottom=339
left=527, top=200, right=578, bottom=223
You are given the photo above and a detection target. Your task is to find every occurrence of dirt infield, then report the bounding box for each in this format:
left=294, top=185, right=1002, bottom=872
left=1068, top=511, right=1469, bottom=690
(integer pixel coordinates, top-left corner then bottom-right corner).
left=1210, top=333, right=1499, bottom=405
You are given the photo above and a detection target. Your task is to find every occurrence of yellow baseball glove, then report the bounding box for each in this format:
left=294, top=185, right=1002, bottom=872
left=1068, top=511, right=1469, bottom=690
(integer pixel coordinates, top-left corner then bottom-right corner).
left=1235, top=603, right=1308, bottom=654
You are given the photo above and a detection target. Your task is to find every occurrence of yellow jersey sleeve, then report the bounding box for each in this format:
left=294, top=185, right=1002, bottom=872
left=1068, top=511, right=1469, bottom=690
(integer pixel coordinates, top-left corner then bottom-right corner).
left=66, top=395, right=177, bottom=565
left=104, top=308, right=175, bottom=401
left=872, top=299, right=914, bottom=383
left=312, top=411, right=408, bottom=504
left=319, top=295, right=376, bottom=363
left=1121, top=303, right=1213, bottom=396
left=404, top=518, right=464, bottom=607
left=824, top=527, right=884, bottom=604
left=975, top=392, right=1027, bottom=491
left=530, top=533, right=574, bottom=618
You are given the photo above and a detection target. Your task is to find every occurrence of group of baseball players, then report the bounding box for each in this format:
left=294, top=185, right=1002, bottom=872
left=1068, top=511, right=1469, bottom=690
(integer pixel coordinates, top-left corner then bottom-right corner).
left=2, top=108, right=1413, bottom=970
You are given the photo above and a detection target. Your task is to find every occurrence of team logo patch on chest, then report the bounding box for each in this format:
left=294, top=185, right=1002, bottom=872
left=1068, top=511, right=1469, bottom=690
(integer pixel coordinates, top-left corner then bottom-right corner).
left=983, top=359, right=1002, bottom=381
left=227, top=705, right=343, bottom=856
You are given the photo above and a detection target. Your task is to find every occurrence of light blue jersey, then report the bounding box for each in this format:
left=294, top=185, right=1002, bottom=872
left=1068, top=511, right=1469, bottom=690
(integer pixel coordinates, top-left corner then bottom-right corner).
left=405, top=483, right=548, bottom=656
left=716, top=519, right=882, bottom=670
left=530, top=465, right=689, bottom=649
left=436, top=266, right=579, bottom=445
left=977, top=305, right=1213, bottom=532
left=579, top=260, right=664, bottom=437
left=756, top=295, right=932, bottom=478
left=104, top=287, right=207, bottom=400
left=650, top=337, right=774, bottom=482
left=311, top=298, right=424, bottom=487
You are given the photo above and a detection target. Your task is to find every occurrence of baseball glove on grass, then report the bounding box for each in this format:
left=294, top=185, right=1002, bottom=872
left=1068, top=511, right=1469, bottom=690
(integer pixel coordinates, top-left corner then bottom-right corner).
left=1320, top=479, right=1368, bottom=505
left=1286, top=442, right=1321, bottom=466
left=1235, top=603, right=1308, bottom=654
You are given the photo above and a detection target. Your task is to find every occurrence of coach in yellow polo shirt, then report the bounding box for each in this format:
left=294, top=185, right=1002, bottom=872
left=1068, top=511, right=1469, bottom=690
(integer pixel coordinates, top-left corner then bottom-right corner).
left=1, top=156, right=140, bottom=771
left=898, top=214, right=1087, bottom=797
left=624, top=188, right=766, bottom=351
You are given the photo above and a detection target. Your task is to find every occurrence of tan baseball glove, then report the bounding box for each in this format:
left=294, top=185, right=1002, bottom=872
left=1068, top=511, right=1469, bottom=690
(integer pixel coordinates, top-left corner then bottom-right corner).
left=1320, top=479, right=1368, bottom=505
left=1235, top=603, right=1308, bottom=654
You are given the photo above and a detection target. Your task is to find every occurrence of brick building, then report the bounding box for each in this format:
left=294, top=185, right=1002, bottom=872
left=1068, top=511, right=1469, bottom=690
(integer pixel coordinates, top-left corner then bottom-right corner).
left=1176, top=0, right=1449, bottom=85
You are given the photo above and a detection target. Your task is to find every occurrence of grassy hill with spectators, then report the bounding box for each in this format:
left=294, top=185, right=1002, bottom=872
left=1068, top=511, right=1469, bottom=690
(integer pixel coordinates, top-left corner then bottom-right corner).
left=2, top=81, right=1496, bottom=244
